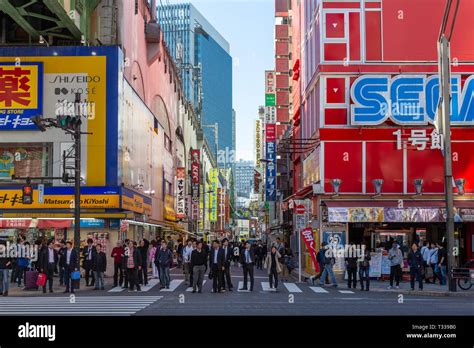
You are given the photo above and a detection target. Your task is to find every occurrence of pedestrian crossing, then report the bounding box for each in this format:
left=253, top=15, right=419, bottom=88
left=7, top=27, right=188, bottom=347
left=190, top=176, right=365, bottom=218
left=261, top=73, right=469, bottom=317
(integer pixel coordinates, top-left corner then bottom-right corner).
left=109, top=277, right=360, bottom=295
left=108, top=278, right=160, bottom=293
left=0, top=296, right=162, bottom=316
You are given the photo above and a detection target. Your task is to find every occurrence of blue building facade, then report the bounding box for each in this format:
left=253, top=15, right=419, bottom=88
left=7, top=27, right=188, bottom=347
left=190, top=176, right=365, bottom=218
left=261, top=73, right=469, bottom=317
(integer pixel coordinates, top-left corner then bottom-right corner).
left=157, top=3, right=234, bottom=166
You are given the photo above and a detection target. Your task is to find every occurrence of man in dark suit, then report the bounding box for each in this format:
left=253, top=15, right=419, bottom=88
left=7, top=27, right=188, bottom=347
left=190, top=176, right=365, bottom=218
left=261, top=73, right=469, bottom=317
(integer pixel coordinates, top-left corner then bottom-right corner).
left=221, top=238, right=233, bottom=291
left=40, top=240, right=58, bottom=293
left=239, top=241, right=255, bottom=291
left=82, top=238, right=96, bottom=287
left=209, top=240, right=225, bottom=293
left=123, top=241, right=142, bottom=292
left=63, top=241, right=79, bottom=293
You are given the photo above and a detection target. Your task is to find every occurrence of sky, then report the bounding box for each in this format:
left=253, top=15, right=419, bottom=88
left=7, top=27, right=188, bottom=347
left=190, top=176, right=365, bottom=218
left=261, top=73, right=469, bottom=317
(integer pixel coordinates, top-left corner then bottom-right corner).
left=166, top=0, right=275, bottom=162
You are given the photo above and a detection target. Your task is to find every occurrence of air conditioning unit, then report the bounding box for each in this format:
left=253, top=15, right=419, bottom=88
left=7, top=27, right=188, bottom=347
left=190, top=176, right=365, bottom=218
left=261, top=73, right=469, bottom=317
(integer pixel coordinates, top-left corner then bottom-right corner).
left=145, top=22, right=161, bottom=43
left=312, top=181, right=324, bottom=195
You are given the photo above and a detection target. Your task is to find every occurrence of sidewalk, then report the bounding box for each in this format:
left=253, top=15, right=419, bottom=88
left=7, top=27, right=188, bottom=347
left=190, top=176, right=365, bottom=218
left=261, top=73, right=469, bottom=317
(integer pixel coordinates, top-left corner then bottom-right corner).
left=291, top=269, right=474, bottom=297
left=4, top=276, right=112, bottom=297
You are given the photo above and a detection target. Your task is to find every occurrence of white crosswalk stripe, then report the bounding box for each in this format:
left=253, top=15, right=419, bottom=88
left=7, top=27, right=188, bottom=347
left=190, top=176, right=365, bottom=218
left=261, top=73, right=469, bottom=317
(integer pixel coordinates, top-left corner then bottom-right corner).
left=160, top=279, right=184, bottom=292
left=185, top=280, right=206, bottom=291
left=141, top=279, right=160, bottom=292
left=283, top=282, right=303, bottom=293
left=338, top=290, right=354, bottom=294
left=309, top=286, right=329, bottom=293
left=261, top=282, right=276, bottom=291
left=0, top=296, right=162, bottom=316
left=237, top=281, right=251, bottom=292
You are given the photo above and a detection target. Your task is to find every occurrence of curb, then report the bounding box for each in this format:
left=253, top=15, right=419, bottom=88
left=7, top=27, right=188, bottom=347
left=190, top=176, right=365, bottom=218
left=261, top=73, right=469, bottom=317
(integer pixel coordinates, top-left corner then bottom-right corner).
left=369, top=288, right=474, bottom=297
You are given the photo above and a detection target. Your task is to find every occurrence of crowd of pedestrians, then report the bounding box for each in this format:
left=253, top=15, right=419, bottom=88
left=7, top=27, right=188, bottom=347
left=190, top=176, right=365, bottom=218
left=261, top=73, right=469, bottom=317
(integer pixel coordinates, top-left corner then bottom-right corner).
left=310, top=239, right=450, bottom=291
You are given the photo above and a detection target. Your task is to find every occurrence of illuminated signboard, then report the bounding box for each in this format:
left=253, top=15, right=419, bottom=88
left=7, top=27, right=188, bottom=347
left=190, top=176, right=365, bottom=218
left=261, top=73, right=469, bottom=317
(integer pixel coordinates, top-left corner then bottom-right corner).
left=351, top=75, right=474, bottom=126
left=0, top=63, right=43, bottom=130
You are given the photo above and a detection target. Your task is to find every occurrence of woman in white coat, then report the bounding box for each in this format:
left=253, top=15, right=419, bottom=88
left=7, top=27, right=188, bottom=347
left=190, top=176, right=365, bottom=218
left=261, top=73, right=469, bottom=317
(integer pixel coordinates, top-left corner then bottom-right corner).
left=264, top=246, right=282, bottom=289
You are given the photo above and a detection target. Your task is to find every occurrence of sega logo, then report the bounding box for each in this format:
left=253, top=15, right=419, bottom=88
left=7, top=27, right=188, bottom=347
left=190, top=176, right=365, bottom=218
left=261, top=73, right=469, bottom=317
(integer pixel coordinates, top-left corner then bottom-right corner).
left=350, top=75, right=474, bottom=125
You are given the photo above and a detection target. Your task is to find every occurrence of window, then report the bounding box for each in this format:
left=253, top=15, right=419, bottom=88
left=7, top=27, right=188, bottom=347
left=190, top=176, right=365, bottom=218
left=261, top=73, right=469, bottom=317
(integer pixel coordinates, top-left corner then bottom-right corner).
left=164, top=133, right=172, bottom=152
left=0, top=143, right=52, bottom=183
left=165, top=180, right=173, bottom=196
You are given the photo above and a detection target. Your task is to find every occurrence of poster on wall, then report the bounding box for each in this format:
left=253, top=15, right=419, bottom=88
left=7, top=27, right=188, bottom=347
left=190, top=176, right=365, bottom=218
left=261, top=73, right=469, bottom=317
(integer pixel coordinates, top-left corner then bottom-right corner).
left=369, top=252, right=383, bottom=277
left=381, top=254, right=391, bottom=275
left=321, top=223, right=347, bottom=271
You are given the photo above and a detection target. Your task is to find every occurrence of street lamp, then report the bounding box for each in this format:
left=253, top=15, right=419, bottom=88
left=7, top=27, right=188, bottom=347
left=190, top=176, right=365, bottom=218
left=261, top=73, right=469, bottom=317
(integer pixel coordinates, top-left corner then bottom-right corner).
left=372, top=179, right=384, bottom=196
left=454, top=178, right=465, bottom=195
left=331, top=179, right=342, bottom=195
left=414, top=178, right=424, bottom=195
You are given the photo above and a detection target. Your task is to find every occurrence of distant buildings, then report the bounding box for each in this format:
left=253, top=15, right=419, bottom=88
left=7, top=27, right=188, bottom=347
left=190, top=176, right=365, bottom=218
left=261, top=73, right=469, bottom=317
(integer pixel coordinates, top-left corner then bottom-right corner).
left=157, top=3, right=234, bottom=166
left=235, top=159, right=254, bottom=198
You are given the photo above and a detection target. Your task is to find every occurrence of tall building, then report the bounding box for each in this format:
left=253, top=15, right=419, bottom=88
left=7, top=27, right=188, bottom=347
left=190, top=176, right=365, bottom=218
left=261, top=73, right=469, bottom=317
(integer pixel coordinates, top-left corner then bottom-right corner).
left=275, top=0, right=474, bottom=273
left=157, top=3, right=234, bottom=165
left=235, top=159, right=254, bottom=199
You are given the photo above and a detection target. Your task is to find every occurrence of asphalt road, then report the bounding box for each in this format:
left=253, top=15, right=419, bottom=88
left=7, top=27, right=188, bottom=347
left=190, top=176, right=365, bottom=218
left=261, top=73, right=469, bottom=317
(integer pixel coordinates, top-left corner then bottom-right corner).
left=1, top=265, right=472, bottom=316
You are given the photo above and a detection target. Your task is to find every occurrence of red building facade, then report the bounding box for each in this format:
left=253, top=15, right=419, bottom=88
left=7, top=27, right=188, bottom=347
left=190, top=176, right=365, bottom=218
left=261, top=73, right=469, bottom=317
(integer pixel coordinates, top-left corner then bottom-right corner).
left=286, top=0, right=474, bottom=264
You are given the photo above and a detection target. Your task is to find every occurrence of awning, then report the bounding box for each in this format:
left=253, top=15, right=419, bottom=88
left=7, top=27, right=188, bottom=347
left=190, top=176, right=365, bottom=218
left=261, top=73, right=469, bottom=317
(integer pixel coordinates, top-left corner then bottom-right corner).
left=284, top=184, right=313, bottom=202
left=37, top=219, right=72, bottom=229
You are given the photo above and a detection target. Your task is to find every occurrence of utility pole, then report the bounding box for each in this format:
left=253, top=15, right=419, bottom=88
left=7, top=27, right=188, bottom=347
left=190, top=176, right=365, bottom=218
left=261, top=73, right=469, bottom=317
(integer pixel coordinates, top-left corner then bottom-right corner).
left=438, top=0, right=460, bottom=292
left=31, top=93, right=91, bottom=259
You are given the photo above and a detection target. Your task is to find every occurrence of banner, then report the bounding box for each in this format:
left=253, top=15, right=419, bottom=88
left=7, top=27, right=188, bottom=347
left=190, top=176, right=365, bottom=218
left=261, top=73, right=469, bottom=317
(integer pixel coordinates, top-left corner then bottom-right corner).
left=176, top=167, right=185, bottom=219
left=209, top=169, right=218, bottom=222
left=301, top=228, right=320, bottom=273
left=255, top=120, right=261, bottom=166
left=265, top=70, right=276, bottom=107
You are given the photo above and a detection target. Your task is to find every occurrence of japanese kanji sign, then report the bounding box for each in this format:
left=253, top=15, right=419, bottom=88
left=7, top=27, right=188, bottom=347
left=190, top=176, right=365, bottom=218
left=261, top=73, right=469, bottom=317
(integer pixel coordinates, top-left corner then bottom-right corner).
left=0, top=63, right=43, bottom=130
left=265, top=141, right=276, bottom=201
left=393, top=129, right=444, bottom=151
left=176, top=167, right=185, bottom=219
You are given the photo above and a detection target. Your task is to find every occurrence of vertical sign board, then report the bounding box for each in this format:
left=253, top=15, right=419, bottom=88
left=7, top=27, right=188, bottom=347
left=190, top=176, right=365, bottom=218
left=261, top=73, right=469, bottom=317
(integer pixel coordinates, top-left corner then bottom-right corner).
left=176, top=167, right=185, bottom=219
left=37, top=184, right=44, bottom=204
left=210, top=169, right=218, bottom=222
left=265, top=141, right=276, bottom=201
left=255, top=119, right=261, bottom=166
left=265, top=70, right=276, bottom=107
left=191, top=149, right=200, bottom=220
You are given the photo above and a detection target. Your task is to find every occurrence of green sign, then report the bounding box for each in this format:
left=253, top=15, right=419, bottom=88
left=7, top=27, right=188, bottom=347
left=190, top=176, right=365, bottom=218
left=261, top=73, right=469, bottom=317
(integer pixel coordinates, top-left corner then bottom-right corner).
left=265, top=93, right=276, bottom=106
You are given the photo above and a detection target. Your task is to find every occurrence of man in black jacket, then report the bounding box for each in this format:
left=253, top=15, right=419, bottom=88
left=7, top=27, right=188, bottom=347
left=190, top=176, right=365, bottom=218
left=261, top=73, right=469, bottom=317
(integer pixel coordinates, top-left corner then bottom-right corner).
left=63, top=241, right=79, bottom=293
left=0, top=240, right=12, bottom=296
left=40, top=240, right=58, bottom=293
left=209, top=240, right=225, bottom=293
left=345, top=243, right=358, bottom=289
left=82, top=239, right=96, bottom=287
left=123, top=241, right=142, bottom=292
left=239, top=241, right=255, bottom=291
left=221, top=238, right=233, bottom=291
left=92, top=244, right=107, bottom=290
left=58, top=240, right=67, bottom=286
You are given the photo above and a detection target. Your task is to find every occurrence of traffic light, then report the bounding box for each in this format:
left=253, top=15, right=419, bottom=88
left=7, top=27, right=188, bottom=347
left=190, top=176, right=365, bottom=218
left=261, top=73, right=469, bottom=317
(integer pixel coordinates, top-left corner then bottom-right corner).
left=62, top=172, right=69, bottom=183
left=30, top=116, right=47, bottom=132
left=57, top=115, right=82, bottom=131
left=22, top=185, right=33, bottom=204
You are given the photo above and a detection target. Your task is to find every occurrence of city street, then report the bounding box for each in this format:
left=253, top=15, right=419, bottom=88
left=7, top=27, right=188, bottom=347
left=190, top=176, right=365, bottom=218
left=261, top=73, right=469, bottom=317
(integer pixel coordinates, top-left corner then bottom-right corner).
left=0, top=265, right=472, bottom=316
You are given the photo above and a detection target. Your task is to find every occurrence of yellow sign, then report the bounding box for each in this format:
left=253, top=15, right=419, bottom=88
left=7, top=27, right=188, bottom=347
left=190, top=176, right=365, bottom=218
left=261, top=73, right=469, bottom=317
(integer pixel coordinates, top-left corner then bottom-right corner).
left=164, top=194, right=176, bottom=221
left=122, top=193, right=152, bottom=215
left=0, top=64, right=39, bottom=110
left=0, top=53, right=108, bottom=185
left=0, top=189, right=119, bottom=209
left=209, top=169, right=218, bottom=222
left=255, top=119, right=261, bottom=166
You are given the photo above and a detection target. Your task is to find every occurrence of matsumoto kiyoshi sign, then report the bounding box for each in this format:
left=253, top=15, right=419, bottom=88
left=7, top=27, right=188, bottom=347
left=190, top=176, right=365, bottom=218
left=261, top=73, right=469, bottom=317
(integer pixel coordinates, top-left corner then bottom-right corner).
left=351, top=74, right=474, bottom=125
